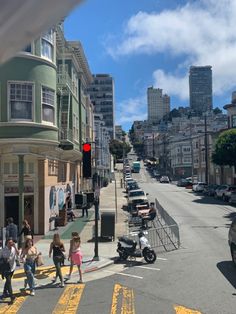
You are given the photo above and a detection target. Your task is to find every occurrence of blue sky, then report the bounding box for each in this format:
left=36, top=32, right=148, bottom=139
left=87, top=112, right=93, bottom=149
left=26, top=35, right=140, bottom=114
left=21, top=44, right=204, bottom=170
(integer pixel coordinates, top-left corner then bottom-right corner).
left=65, top=0, right=236, bottom=131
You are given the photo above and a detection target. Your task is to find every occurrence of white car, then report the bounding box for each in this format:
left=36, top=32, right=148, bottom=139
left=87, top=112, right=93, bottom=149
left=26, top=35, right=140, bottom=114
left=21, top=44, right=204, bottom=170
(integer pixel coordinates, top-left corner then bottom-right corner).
left=192, top=182, right=207, bottom=192
left=160, top=176, right=170, bottom=183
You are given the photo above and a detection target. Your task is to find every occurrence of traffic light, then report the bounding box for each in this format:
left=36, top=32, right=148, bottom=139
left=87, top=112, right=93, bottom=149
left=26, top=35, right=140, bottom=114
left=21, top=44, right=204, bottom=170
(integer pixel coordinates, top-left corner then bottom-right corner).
left=82, top=143, right=92, bottom=178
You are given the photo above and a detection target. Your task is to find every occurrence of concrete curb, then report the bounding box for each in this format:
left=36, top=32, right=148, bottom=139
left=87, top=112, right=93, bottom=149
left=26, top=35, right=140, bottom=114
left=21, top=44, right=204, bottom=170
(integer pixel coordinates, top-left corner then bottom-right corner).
left=83, top=259, right=114, bottom=274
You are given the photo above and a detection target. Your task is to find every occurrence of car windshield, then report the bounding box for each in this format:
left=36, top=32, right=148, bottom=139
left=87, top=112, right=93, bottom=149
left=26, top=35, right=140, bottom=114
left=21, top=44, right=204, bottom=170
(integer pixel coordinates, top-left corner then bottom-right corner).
left=129, top=190, right=145, bottom=197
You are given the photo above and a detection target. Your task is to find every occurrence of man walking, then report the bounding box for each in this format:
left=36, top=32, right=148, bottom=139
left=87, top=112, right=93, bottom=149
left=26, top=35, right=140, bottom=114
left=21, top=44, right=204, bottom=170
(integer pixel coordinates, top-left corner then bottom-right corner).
left=6, top=218, right=18, bottom=244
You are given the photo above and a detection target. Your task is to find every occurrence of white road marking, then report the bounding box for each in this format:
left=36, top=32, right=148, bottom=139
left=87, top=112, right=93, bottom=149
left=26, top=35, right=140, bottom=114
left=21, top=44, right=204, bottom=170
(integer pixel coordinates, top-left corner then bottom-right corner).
left=156, top=257, right=167, bottom=260
left=102, top=269, right=143, bottom=279
left=134, top=265, right=160, bottom=271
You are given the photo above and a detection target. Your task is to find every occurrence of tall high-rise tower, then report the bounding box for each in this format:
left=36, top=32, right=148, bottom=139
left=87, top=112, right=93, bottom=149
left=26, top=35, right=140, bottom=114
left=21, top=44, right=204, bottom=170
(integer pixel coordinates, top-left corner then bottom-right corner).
left=88, top=74, right=115, bottom=139
left=147, top=86, right=170, bottom=124
left=189, top=66, right=212, bottom=114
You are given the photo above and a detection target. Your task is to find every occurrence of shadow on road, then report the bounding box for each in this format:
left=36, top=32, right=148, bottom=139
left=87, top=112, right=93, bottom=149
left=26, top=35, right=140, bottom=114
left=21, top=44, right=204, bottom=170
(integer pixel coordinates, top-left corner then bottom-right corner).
left=192, top=194, right=231, bottom=206
left=217, top=261, right=236, bottom=289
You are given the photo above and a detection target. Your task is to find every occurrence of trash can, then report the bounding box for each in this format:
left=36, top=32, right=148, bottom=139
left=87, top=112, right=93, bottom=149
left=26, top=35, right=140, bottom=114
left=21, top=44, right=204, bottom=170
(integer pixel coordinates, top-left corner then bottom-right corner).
left=100, top=212, right=115, bottom=241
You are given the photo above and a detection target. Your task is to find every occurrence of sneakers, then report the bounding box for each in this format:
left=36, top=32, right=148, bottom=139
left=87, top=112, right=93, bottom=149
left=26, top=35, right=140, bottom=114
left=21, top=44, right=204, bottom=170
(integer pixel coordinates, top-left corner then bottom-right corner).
left=60, top=282, right=65, bottom=288
left=77, top=280, right=83, bottom=284
left=52, top=277, right=58, bottom=284
left=65, top=274, right=71, bottom=280
left=30, top=290, right=35, bottom=296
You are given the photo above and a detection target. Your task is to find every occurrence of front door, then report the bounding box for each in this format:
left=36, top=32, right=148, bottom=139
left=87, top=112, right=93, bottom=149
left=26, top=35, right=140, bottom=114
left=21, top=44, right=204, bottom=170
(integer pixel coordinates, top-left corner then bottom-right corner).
left=4, top=195, right=34, bottom=230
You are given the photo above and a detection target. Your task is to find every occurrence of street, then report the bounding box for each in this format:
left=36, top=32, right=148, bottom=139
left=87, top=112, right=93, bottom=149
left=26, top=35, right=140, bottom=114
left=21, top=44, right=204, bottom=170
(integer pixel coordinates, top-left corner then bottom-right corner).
left=1, top=165, right=236, bottom=314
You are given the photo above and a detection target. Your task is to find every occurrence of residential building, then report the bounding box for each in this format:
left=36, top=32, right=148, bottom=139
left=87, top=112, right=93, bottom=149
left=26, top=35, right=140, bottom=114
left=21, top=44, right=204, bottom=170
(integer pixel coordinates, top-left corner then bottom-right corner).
left=94, top=114, right=111, bottom=188
left=224, top=91, right=236, bottom=128
left=88, top=74, right=115, bottom=140
left=115, top=125, right=123, bottom=141
left=189, top=65, right=212, bottom=114
left=147, top=87, right=170, bottom=124
left=0, top=25, right=95, bottom=234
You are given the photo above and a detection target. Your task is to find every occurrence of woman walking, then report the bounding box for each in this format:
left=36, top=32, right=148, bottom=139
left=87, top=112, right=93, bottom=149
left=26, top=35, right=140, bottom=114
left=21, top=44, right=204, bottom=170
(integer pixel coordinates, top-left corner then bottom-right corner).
left=49, top=234, right=65, bottom=287
left=21, top=238, right=39, bottom=296
left=66, top=232, right=83, bottom=283
left=19, top=219, right=33, bottom=242
left=0, top=238, right=19, bottom=303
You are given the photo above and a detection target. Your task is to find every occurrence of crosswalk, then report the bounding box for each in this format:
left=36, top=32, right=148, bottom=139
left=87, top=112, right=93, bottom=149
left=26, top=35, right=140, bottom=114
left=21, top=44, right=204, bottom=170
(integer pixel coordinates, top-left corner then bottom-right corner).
left=0, top=283, right=202, bottom=314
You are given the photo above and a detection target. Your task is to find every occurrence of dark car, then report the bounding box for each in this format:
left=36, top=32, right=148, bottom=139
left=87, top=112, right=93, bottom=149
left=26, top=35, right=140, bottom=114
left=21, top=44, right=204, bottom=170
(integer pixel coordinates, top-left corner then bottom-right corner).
left=177, top=179, right=192, bottom=187
left=203, top=184, right=219, bottom=196
left=228, top=218, right=236, bottom=265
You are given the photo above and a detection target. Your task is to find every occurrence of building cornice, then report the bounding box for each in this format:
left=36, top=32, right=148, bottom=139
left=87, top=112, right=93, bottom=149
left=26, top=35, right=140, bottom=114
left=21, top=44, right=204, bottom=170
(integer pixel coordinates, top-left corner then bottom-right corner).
left=16, top=53, right=57, bottom=70
left=0, top=122, right=58, bottom=131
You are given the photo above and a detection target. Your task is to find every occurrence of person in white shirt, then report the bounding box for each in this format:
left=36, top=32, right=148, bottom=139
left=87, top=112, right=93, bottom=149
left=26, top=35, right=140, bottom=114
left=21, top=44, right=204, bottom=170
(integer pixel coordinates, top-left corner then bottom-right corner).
left=0, top=237, right=19, bottom=302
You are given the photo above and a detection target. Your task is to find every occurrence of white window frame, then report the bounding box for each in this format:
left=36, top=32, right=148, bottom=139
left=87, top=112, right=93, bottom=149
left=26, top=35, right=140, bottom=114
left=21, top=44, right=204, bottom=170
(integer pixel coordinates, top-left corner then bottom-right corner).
left=8, top=81, right=34, bottom=121
left=41, top=29, right=54, bottom=62
left=41, top=86, right=55, bottom=125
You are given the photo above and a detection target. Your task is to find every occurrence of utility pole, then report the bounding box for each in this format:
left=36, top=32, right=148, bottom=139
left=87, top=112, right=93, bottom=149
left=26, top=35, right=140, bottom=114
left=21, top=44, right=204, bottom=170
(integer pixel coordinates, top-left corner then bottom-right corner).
left=152, top=133, right=155, bottom=159
left=190, top=120, right=194, bottom=183
left=93, top=139, right=99, bottom=261
left=204, top=115, right=209, bottom=185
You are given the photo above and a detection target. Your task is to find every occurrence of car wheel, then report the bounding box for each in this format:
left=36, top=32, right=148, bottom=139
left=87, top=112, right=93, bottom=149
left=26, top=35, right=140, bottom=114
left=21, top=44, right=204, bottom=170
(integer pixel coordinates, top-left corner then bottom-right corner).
left=231, top=245, right=236, bottom=266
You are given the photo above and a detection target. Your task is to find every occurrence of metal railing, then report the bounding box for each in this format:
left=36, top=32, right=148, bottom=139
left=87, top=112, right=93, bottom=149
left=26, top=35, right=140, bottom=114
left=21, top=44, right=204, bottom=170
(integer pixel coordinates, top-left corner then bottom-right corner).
left=127, top=199, right=180, bottom=252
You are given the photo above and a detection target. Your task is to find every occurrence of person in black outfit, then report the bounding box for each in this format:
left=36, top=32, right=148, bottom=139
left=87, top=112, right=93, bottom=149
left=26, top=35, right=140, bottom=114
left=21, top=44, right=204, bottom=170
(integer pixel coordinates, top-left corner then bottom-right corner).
left=19, top=220, right=33, bottom=242
left=49, top=233, right=65, bottom=287
left=65, top=193, right=76, bottom=221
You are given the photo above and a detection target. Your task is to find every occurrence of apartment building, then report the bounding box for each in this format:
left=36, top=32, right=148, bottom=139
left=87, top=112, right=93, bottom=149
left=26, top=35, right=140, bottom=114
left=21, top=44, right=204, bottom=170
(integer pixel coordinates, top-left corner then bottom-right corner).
left=0, top=25, right=95, bottom=234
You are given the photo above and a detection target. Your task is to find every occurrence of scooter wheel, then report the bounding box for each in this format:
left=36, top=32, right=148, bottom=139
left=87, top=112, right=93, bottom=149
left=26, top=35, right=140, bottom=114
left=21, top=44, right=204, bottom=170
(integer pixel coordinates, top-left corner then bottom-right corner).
left=143, top=249, right=156, bottom=263
left=119, top=249, right=128, bottom=260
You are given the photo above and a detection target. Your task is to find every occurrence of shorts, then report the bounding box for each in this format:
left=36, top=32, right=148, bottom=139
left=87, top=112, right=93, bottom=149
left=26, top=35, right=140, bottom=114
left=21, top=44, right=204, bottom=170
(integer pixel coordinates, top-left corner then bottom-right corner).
left=71, top=251, right=82, bottom=266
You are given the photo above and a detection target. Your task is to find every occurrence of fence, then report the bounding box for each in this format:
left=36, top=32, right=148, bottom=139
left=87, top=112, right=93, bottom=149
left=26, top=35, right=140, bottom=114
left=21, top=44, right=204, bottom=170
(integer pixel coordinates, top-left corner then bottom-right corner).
left=127, top=199, right=180, bottom=252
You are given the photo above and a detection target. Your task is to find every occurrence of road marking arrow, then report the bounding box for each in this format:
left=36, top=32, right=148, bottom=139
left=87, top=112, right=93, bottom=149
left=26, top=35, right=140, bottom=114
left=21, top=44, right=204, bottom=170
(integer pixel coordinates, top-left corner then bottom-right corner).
left=174, top=305, right=202, bottom=314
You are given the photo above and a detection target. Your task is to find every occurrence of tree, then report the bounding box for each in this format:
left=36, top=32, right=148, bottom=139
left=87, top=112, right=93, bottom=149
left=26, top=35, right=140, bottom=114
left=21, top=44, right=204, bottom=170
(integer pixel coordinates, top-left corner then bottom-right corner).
left=212, top=129, right=236, bottom=168
left=109, top=139, right=131, bottom=160
left=213, top=107, right=222, bottom=115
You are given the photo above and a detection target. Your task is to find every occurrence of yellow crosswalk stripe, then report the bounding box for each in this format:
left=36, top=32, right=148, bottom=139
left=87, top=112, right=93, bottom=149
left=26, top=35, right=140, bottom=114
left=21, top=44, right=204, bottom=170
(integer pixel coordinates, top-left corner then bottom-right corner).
left=174, top=305, right=202, bottom=314
left=110, top=283, right=135, bottom=314
left=0, top=292, right=28, bottom=313
left=52, top=284, right=85, bottom=314
left=13, top=266, right=76, bottom=282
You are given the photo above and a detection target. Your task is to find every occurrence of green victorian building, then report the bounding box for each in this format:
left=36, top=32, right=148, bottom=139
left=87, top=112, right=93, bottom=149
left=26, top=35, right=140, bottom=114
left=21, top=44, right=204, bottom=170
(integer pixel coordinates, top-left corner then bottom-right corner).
left=0, top=24, right=94, bottom=234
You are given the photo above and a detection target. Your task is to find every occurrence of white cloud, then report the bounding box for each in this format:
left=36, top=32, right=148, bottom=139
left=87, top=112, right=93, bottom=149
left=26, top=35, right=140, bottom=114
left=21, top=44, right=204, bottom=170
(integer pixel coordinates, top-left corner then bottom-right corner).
left=107, top=0, right=236, bottom=99
left=116, top=96, right=147, bottom=125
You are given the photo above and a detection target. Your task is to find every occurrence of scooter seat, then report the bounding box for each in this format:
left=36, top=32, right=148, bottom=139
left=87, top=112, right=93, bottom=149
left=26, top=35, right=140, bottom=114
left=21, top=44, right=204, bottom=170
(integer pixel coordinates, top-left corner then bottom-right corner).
left=119, top=236, right=136, bottom=246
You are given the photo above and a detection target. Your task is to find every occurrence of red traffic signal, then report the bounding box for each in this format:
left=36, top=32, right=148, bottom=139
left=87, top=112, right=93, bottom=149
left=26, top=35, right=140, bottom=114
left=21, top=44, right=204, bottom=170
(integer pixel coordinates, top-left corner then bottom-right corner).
left=83, top=143, right=91, bottom=152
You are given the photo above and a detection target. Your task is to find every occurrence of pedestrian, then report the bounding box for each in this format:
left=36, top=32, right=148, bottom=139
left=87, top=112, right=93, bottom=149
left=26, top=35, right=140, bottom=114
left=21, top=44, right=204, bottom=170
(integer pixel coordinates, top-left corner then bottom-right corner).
left=6, top=217, right=18, bottom=244
left=49, top=233, right=65, bottom=287
left=65, top=192, right=76, bottom=221
left=0, top=238, right=19, bottom=303
left=19, top=219, right=33, bottom=243
left=65, top=232, right=83, bottom=283
left=21, top=238, right=39, bottom=296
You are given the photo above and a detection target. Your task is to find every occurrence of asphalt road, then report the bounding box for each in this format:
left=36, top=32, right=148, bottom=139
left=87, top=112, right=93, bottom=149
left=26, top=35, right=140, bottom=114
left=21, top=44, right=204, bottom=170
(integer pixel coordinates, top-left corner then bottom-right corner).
left=2, top=163, right=236, bottom=313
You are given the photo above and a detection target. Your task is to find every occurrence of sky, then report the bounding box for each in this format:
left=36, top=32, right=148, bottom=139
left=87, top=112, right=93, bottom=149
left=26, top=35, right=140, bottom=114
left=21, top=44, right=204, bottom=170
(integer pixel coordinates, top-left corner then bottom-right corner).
left=64, top=0, right=236, bottom=131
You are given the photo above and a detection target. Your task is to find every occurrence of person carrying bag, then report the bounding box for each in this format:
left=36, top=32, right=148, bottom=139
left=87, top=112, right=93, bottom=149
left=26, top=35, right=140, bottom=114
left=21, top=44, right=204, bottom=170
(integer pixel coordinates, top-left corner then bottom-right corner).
left=0, top=238, right=19, bottom=303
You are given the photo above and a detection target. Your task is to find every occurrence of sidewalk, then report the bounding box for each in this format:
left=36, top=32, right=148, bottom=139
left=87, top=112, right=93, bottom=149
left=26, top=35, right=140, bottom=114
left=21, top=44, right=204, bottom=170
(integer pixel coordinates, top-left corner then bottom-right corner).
left=0, top=170, right=128, bottom=291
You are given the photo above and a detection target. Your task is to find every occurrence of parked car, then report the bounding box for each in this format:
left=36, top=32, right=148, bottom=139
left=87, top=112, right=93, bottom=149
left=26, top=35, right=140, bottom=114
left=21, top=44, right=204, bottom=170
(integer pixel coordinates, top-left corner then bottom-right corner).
left=215, top=185, right=229, bottom=199
left=160, top=176, right=170, bottom=183
left=230, top=191, right=236, bottom=204
left=222, top=185, right=236, bottom=202
left=177, top=179, right=192, bottom=187
left=127, top=190, right=149, bottom=210
left=228, top=218, right=236, bottom=265
left=192, top=182, right=207, bottom=192
left=202, top=184, right=219, bottom=196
